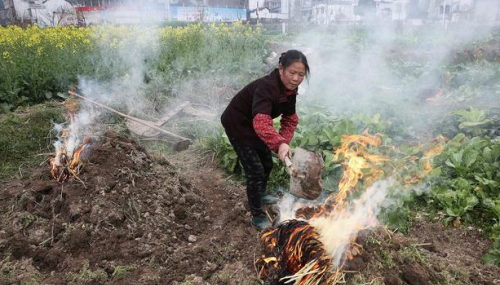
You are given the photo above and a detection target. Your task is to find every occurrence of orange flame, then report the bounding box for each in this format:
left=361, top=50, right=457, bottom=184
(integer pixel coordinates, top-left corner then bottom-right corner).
left=259, top=220, right=339, bottom=285
left=49, top=147, right=69, bottom=182
left=402, top=137, right=447, bottom=185
left=317, top=131, right=388, bottom=217
left=260, top=131, right=448, bottom=284
left=422, top=143, right=445, bottom=174
left=68, top=144, right=87, bottom=176
left=49, top=137, right=90, bottom=183
left=48, top=93, right=91, bottom=183
left=426, top=90, right=443, bottom=103
left=259, top=132, right=391, bottom=283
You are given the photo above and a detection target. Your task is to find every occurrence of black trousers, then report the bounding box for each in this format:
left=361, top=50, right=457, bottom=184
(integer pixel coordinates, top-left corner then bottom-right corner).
left=227, top=135, right=273, bottom=216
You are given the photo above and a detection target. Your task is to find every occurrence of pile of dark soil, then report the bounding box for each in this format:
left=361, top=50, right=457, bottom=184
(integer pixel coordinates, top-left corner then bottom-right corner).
left=342, top=220, right=500, bottom=285
left=0, top=131, right=261, bottom=285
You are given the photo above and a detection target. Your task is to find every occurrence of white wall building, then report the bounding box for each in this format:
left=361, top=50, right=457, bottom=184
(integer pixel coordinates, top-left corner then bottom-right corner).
left=374, top=0, right=409, bottom=20
left=248, top=0, right=289, bottom=20
left=311, top=0, right=360, bottom=26
left=9, top=0, right=76, bottom=26
left=428, top=0, right=474, bottom=22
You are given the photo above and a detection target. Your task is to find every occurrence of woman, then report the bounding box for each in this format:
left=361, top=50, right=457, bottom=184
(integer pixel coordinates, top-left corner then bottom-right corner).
left=221, top=50, right=310, bottom=230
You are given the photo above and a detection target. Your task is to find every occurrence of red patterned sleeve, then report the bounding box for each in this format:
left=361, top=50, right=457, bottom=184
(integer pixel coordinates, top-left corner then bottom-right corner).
left=253, top=113, right=286, bottom=153
left=279, top=113, right=299, bottom=144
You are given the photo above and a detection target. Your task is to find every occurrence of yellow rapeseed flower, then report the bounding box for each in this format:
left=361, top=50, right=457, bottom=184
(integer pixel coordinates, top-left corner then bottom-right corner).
left=2, top=51, right=10, bottom=60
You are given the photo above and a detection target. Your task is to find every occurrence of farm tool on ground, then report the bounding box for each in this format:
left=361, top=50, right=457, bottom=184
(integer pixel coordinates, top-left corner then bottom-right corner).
left=69, top=91, right=192, bottom=151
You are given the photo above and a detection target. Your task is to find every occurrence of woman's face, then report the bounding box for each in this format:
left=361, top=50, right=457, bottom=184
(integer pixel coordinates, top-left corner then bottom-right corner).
left=279, top=61, right=306, bottom=91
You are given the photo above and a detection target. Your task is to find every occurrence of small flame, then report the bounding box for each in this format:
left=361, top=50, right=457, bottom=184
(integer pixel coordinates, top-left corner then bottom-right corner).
left=69, top=144, right=87, bottom=174
left=422, top=143, right=445, bottom=174
left=425, top=90, right=443, bottom=103
left=49, top=139, right=89, bottom=183
left=48, top=94, right=93, bottom=183
left=48, top=92, right=98, bottom=183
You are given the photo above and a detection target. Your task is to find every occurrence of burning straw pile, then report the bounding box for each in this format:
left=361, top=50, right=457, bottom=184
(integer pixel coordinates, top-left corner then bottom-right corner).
left=49, top=136, right=91, bottom=183
left=258, top=131, right=445, bottom=284
left=48, top=99, right=99, bottom=184
left=258, top=220, right=342, bottom=285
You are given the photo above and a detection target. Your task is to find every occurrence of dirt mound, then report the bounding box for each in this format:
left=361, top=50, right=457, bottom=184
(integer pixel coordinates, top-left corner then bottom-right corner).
left=0, top=131, right=261, bottom=284
left=342, top=222, right=500, bottom=285
left=341, top=229, right=444, bottom=285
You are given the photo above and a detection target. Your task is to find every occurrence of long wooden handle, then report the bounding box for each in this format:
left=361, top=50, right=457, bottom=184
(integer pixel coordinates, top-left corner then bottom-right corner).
left=69, top=91, right=191, bottom=142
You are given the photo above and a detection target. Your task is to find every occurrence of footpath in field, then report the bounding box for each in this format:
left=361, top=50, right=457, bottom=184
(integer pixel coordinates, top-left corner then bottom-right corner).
left=1, top=130, right=500, bottom=284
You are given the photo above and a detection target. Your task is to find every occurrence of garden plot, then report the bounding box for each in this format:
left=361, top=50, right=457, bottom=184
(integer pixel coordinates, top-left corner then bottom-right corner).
left=0, top=124, right=499, bottom=284
left=2, top=23, right=500, bottom=285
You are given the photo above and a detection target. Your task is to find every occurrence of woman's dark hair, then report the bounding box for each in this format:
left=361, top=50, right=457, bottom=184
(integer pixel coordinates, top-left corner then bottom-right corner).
left=278, top=50, right=310, bottom=77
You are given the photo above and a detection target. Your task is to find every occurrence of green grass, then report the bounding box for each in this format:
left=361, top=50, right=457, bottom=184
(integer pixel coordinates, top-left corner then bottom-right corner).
left=380, top=250, right=396, bottom=269
left=0, top=102, right=64, bottom=180
left=400, top=244, right=426, bottom=263
left=20, top=212, right=36, bottom=231
left=66, top=260, right=108, bottom=284
left=111, top=265, right=137, bottom=280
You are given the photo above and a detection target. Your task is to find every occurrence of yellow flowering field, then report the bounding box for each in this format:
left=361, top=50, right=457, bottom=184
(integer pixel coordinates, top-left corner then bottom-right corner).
left=0, top=23, right=266, bottom=112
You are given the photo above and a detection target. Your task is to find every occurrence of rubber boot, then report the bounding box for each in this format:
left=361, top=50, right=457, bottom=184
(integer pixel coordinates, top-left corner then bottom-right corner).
left=251, top=213, right=272, bottom=231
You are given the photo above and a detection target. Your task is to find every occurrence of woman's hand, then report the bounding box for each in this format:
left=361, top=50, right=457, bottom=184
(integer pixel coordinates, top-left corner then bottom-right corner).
left=278, top=143, right=292, bottom=162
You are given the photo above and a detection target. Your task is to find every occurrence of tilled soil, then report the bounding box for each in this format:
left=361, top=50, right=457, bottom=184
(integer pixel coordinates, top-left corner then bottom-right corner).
left=1, top=131, right=500, bottom=285
left=342, top=225, right=500, bottom=285
left=0, top=131, right=261, bottom=285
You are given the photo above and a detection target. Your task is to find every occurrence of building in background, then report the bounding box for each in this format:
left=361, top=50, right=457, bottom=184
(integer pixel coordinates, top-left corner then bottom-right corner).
left=1, top=0, right=500, bottom=26
left=428, top=0, right=474, bottom=22
left=0, top=0, right=15, bottom=26
left=75, top=2, right=246, bottom=24
left=373, top=0, right=409, bottom=20
left=0, top=0, right=76, bottom=26
left=0, top=1, right=5, bottom=25
left=310, top=0, right=361, bottom=25
left=474, top=0, right=500, bottom=22
left=404, top=0, right=429, bottom=24
left=75, top=2, right=169, bottom=24
left=248, top=0, right=288, bottom=21
left=0, top=0, right=247, bottom=26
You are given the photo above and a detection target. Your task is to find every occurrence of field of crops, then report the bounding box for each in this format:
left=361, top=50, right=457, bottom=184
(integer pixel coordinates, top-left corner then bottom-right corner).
left=200, top=23, right=500, bottom=267
left=1, top=22, right=500, bottom=284
left=0, top=23, right=267, bottom=112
